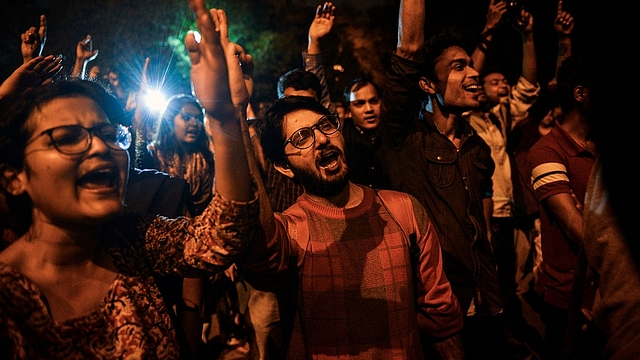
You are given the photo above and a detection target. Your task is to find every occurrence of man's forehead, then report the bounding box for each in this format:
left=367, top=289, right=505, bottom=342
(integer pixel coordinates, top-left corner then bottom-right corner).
left=349, top=84, right=378, bottom=102
left=437, top=46, right=468, bottom=62
left=284, top=109, right=322, bottom=131
left=483, top=73, right=506, bottom=83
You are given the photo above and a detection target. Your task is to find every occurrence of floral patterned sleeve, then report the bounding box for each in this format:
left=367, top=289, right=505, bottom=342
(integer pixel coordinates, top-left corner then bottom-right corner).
left=143, top=190, right=259, bottom=277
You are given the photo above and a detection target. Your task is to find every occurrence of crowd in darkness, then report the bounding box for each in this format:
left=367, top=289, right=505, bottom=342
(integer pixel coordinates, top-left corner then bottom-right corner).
left=1, top=0, right=637, bottom=360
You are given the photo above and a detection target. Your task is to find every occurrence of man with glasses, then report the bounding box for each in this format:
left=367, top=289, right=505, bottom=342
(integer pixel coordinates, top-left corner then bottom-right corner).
left=239, top=95, right=465, bottom=359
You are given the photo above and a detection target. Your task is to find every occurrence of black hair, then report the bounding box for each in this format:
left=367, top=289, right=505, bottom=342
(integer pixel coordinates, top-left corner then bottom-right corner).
left=256, top=96, right=331, bottom=166
left=149, top=94, right=213, bottom=168
left=479, top=66, right=505, bottom=83
left=556, top=54, right=590, bottom=114
left=342, top=78, right=382, bottom=109
left=277, top=68, right=323, bottom=100
left=420, top=32, right=467, bottom=82
left=0, top=79, right=125, bottom=237
left=0, top=79, right=125, bottom=170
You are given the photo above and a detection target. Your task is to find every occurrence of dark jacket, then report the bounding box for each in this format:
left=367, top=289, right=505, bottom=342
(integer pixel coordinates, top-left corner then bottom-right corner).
left=380, top=53, right=502, bottom=316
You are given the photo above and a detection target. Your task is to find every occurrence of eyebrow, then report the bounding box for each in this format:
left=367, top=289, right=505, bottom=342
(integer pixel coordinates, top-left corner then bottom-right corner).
left=450, top=57, right=470, bottom=67
left=180, top=111, right=203, bottom=118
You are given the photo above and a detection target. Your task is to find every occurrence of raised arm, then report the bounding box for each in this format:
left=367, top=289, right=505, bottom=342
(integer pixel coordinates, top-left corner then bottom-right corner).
left=214, top=5, right=276, bottom=226
left=307, top=2, right=335, bottom=55
left=185, top=0, right=252, bottom=202
left=0, top=56, right=62, bottom=100
left=381, top=0, right=427, bottom=147
left=471, top=0, right=507, bottom=73
left=20, top=15, right=47, bottom=63
left=512, top=7, right=537, bottom=86
left=396, top=0, right=425, bottom=60
left=303, top=2, right=336, bottom=112
left=70, top=35, right=99, bottom=79
left=548, top=0, right=574, bottom=92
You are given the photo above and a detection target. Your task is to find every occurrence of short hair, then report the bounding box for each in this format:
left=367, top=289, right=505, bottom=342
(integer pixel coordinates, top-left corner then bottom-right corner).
left=556, top=54, right=590, bottom=114
left=256, top=96, right=331, bottom=166
left=277, top=68, right=323, bottom=100
left=342, top=78, right=381, bottom=109
left=420, top=32, right=467, bottom=82
left=479, top=66, right=505, bottom=84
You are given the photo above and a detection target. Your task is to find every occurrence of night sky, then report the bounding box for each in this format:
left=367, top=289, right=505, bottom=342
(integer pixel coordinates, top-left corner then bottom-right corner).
left=1, top=0, right=596, bottom=94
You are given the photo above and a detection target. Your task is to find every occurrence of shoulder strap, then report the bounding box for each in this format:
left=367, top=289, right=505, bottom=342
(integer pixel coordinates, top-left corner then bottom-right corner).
left=374, top=189, right=420, bottom=265
left=277, top=208, right=309, bottom=355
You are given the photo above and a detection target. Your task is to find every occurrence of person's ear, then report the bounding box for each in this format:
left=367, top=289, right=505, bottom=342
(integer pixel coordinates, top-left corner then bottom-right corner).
left=419, top=76, right=437, bottom=95
left=574, top=85, right=587, bottom=103
left=0, top=165, right=27, bottom=196
left=273, top=162, right=294, bottom=179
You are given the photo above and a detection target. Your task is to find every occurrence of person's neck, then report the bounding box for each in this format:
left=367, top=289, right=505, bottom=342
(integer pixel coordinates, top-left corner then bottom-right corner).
left=20, top=216, right=103, bottom=268
left=561, top=110, right=593, bottom=151
left=429, top=106, right=462, bottom=146
left=305, top=182, right=364, bottom=209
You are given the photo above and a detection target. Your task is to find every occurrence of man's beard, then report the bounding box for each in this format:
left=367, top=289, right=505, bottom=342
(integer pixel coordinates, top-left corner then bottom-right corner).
left=290, top=162, right=349, bottom=198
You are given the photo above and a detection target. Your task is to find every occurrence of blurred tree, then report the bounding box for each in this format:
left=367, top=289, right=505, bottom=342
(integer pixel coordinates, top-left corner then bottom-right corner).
left=1, top=0, right=400, bottom=105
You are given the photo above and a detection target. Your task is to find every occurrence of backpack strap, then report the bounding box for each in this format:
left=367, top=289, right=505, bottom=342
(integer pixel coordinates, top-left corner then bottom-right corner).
left=276, top=209, right=310, bottom=357
left=374, top=189, right=420, bottom=262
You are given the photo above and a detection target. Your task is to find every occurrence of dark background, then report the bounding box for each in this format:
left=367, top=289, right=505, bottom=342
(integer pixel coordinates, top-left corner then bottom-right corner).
left=0, top=0, right=596, bottom=103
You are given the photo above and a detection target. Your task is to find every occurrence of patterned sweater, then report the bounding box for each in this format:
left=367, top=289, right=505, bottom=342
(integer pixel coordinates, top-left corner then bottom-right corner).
left=240, top=185, right=463, bottom=359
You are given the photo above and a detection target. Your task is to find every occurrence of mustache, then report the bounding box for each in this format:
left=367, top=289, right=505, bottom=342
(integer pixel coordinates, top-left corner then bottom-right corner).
left=316, top=144, right=343, bottom=158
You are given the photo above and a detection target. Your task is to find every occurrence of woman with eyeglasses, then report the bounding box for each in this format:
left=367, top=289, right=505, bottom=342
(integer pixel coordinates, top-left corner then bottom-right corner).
left=142, top=94, right=215, bottom=216
left=0, top=77, right=256, bottom=358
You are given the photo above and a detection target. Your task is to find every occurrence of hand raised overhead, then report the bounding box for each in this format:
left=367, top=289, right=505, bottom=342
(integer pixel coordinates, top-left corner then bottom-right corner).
left=185, top=0, right=234, bottom=119
left=309, top=2, right=335, bottom=41
left=0, top=55, right=63, bottom=99
left=554, top=0, right=574, bottom=37
left=21, top=15, right=47, bottom=63
left=185, top=0, right=253, bottom=202
left=215, top=8, right=254, bottom=112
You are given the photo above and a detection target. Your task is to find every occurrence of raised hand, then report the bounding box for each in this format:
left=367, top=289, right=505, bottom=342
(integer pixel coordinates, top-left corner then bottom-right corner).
left=512, top=8, right=534, bottom=35
left=484, top=0, right=507, bottom=34
left=185, top=0, right=233, bottom=118
left=185, top=0, right=252, bottom=202
left=309, top=2, right=335, bottom=42
left=0, top=55, right=63, bottom=99
left=20, top=15, right=47, bottom=63
left=76, top=35, right=99, bottom=65
left=548, top=0, right=573, bottom=92
left=214, top=10, right=253, bottom=113
left=553, top=0, right=574, bottom=37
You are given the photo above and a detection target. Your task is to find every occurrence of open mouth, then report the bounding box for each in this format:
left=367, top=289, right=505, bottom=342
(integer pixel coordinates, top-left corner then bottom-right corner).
left=77, top=167, right=120, bottom=189
left=317, top=149, right=341, bottom=170
left=464, top=84, right=480, bottom=93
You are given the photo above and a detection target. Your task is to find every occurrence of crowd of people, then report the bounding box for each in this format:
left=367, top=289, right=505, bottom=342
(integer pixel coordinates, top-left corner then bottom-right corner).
left=0, top=0, right=636, bottom=359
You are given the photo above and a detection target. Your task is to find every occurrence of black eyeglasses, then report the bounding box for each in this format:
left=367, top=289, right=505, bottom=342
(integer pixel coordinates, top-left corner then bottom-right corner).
left=27, top=123, right=132, bottom=155
left=283, top=114, right=341, bottom=150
